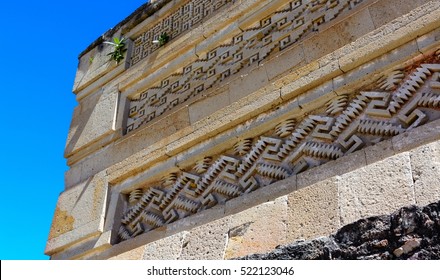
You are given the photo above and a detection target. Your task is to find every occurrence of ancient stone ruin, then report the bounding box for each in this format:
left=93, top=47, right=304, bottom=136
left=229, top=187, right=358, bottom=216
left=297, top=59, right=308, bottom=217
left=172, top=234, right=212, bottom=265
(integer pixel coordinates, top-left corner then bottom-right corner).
left=46, top=0, right=440, bottom=259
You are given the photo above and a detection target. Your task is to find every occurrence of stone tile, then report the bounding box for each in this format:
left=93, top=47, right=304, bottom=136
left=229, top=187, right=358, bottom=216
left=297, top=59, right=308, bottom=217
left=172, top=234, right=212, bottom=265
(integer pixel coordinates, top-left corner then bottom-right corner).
left=338, top=153, right=415, bottom=225
left=225, top=197, right=287, bottom=259
left=286, top=178, right=340, bottom=242
left=179, top=218, right=229, bottom=260
left=409, top=141, right=440, bottom=206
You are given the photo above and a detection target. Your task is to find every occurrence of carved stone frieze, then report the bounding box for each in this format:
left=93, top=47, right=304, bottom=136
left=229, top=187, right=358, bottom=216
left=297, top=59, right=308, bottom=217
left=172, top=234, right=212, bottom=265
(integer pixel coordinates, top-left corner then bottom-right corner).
left=118, top=54, right=440, bottom=242
left=126, top=0, right=366, bottom=133
left=130, top=0, right=233, bottom=66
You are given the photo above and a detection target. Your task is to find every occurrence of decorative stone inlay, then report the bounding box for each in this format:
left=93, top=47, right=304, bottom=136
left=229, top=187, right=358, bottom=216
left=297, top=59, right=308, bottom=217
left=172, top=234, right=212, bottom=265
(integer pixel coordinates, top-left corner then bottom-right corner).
left=126, top=0, right=366, bottom=133
left=118, top=54, right=440, bottom=242
left=130, top=0, right=233, bottom=66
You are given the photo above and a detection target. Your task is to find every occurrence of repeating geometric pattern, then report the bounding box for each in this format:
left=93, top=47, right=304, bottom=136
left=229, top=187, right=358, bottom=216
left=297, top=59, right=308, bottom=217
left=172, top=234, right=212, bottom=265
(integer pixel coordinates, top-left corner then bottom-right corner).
left=125, top=0, right=366, bottom=133
left=130, top=0, right=233, bottom=66
left=118, top=55, right=440, bottom=242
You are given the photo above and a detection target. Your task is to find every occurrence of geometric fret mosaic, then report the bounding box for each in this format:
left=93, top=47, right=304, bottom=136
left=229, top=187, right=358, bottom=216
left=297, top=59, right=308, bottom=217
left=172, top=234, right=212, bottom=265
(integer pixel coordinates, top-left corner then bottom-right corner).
left=118, top=53, right=440, bottom=242
left=126, top=0, right=366, bottom=133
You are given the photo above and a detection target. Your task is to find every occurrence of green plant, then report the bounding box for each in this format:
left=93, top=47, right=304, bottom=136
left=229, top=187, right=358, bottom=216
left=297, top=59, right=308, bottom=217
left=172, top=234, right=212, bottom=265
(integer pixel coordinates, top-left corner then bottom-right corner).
left=157, top=32, right=169, bottom=46
left=104, top=37, right=127, bottom=63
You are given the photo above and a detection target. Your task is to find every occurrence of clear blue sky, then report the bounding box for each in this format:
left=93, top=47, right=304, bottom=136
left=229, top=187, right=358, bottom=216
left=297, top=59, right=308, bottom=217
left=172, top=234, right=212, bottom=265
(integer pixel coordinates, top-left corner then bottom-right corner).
left=0, top=0, right=149, bottom=260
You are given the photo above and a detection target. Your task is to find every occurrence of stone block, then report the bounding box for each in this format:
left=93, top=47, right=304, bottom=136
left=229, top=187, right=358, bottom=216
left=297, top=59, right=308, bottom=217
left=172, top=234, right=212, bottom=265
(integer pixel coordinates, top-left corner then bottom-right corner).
left=143, top=232, right=188, bottom=260
left=229, top=65, right=270, bottom=103
left=392, top=119, right=440, bottom=153
left=73, top=39, right=120, bottom=93
left=179, top=218, right=229, bottom=260
left=108, top=245, right=145, bottom=260
left=338, top=153, right=415, bottom=225
left=65, top=88, right=118, bottom=157
left=224, top=197, right=287, bottom=259
left=264, top=44, right=306, bottom=82
left=364, top=139, right=396, bottom=165
left=302, top=8, right=375, bottom=64
left=129, top=106, right=191, bottom=152
left=280, top=59, right=341, bottom=100
left=225, top=176, right=296, bottom=216
left=286, top=178, right=340, bottom=242
left=339, top=1, right=440, bottom=72
left=409, top=141, right=440, bottom=206
left=297, top=149, right=367, bottom=189
left=368, top=0, right=427, bottom=28
left=333, top=40, right=419, bottom=95
left=166, top=204, right=226, bottom=236
left=417, top=28, right=440, bottom=54
left=189, top=86, right=231, bottom=124
left=46, top=172, right=108, bottom=254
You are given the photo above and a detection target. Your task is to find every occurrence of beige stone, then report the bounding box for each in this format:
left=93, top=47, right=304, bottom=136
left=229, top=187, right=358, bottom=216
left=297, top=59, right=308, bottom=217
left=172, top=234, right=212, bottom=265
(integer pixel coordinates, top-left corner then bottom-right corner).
left=225, top=197, right=287, bottom=259
left=286, top=178, right=340, bottom=242
left=297, top=149, right=366, bottom=189
left=338, top=153, right=415, bottom=225
left=303, top=7, right=375, bottom=64
left=179, top=218, right=229, bottom=260
left=229, top=65, right=271, bottom=103
left=264, top=44, right=306, bottom=82
left=46, top=172, right=108, bottom=254
left=143, top=232, right=188, bottom=260
left=225, top=176, right=296, bottom=216
left=109, top=245, right=145, bottom=260
left=364, top=139, right=396, bottom=165
left=339, top=1, right=440, bottom=72
left=368, top=0, right=428, bottom=28
left=65, top=87, right=118, bottom=157
left=409, top=141, right=440, bottom=206
left=189, top=86, right=231, bottom=124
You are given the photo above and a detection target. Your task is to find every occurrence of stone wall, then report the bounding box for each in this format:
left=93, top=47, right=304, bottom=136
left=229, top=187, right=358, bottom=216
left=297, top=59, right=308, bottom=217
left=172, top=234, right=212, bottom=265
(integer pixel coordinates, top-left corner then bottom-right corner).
left=46, top=0, right=440, bottom=259
left=240, top=200, right=440, bottom=260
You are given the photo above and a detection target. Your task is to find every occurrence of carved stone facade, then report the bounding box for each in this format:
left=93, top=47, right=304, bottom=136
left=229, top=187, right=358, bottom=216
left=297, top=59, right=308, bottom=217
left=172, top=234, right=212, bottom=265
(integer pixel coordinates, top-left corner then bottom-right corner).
left=126, top=0, right=366, bottom=133
left=119, top=54, right=440, bottom=242
left=47, top=0, right=440, bottom=259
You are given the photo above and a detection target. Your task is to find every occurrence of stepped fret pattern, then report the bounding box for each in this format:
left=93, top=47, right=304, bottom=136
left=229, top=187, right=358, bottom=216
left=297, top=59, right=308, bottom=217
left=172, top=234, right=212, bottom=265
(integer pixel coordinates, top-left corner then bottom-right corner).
left=118, top=57, right=440, bottom=242
left=126, top=0, right=365, bottom=133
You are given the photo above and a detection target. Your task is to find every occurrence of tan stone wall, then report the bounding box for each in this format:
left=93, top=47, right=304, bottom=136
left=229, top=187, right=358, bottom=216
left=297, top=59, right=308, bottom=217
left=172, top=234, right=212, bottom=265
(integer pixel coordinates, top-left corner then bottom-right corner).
left=104, top=131, right=440, bottom=260
left=46, top=0, right=440, bottom=259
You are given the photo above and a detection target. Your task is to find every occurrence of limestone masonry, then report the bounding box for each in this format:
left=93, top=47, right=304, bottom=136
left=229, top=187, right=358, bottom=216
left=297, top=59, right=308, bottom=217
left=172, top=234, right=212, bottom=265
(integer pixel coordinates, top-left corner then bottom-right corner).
left=47, top=0, right=440, bottom=259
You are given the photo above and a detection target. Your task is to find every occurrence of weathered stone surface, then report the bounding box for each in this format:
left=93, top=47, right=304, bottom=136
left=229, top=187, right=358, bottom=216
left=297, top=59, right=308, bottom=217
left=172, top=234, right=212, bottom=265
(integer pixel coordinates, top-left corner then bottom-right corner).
left=240, top=200, right=440, bottom=260
left=338, top=153, right=415, bottom=225
left=143, top=232, right=188, bottom=260
left=179, top=218, right=229, bottom=260
left=46, top=172, right=108, bottom=254
left=409, top=141, right=440, bottom=206
left=287, top=178, right=340, bottom=242
left=225, top=197, right=287, bottom=259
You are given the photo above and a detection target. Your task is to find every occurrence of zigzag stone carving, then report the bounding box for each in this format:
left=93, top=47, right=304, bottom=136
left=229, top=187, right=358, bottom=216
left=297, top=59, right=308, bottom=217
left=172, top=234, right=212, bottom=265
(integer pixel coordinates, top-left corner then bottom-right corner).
left=118, top=54, right=440, bottom=242
left=126, top=0, right=366, bottom=133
